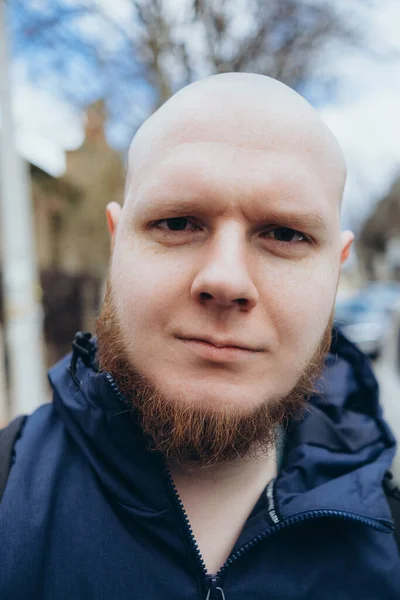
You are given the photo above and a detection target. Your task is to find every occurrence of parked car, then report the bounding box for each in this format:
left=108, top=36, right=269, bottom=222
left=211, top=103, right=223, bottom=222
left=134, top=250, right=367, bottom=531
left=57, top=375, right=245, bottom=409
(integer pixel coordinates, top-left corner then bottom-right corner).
left=359, top=281, right=400, bottom=314
left=334, top=296, right=391, bottom=360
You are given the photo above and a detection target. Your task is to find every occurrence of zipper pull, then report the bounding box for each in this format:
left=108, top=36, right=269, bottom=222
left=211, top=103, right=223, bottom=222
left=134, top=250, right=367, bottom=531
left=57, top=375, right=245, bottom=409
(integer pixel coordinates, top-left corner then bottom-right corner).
left=204, top=574, right=226, bottom=599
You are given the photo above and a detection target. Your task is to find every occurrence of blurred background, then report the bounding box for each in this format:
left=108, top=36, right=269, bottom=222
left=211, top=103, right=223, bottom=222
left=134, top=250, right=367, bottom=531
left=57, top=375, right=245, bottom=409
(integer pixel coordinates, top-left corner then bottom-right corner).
left=0, top=0, right=400, bottom=448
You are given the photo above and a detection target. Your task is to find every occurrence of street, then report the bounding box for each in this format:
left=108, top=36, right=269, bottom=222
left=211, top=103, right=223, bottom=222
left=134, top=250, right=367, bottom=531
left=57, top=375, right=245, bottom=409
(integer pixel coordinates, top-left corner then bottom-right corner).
left=373, top=326, right=400, bottom=482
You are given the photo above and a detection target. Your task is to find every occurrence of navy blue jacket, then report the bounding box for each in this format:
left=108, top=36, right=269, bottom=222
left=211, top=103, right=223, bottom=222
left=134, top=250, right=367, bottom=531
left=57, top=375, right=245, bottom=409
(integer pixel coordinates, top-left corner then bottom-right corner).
left=1, top=331, right=399, bottom=599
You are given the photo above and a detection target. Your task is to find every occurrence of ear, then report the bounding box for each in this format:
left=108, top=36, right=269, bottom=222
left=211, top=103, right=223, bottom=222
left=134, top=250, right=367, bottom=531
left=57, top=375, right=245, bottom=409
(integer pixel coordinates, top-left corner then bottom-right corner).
left=106, top=202, right=122, bottom=251
left=340, top=230, right=354, bottom=265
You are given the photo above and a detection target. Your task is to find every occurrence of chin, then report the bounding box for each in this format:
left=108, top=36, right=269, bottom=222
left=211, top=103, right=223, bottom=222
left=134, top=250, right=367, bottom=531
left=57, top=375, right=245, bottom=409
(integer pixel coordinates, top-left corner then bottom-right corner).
left=161, top=379, right=273, bottom=414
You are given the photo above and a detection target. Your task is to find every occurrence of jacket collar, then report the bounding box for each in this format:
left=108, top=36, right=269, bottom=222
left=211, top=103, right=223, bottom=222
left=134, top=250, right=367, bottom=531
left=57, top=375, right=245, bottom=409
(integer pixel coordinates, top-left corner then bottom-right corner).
left=276, top=329, right=396, bottom=522
left=50, top=353, right=170, bottom=514
left=48, top=329, right=396, bottom=526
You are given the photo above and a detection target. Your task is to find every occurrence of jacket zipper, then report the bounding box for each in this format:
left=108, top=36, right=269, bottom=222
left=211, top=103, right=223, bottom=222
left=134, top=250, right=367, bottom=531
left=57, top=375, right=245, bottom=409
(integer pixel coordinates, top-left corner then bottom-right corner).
left=106, top=375, right=394, bottom=599
left=164, top=466, right=208, bottom=577
left=166, top=470, right=393, bottom=599
left=219, top=509, right=393, bottom=576
left=106, top=373, right=126, bottom=403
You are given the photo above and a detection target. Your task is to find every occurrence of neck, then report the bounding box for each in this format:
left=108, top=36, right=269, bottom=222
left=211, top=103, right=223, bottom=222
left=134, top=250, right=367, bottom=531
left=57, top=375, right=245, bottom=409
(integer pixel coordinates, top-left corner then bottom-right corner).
left=168, top=444, right=278, bottom=486
left=167, top=445, right=279, bottom=574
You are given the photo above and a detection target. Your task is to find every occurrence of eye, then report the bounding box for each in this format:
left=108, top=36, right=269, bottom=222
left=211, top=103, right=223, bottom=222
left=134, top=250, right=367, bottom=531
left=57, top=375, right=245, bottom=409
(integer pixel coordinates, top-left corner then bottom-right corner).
left=263, top=227, right=308, bottom=243
left=155, top=217, right=200, bottom=232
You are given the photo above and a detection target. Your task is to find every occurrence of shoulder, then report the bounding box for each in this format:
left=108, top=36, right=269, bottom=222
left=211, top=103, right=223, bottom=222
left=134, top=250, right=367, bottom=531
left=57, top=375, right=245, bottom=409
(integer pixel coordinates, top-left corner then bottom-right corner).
left=0, top=403, right=75, bottom=505
left=0, top=404, right=57, bottom=470
left=12, top=402, right=73, bottom=467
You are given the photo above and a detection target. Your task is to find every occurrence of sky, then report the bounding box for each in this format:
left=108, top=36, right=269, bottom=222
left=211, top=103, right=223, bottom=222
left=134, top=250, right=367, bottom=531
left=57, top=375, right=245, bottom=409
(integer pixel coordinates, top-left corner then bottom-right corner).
left=3, top=0, right=400, bottom=234
left=319, top=0, right=400, bottom=231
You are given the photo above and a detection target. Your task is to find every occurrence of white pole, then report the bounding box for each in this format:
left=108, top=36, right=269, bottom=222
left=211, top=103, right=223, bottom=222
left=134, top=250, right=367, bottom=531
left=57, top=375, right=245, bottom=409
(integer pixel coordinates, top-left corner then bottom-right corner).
left=0, top=325, right=8, bottom=425
left=0, top=0, right=47, bottom=417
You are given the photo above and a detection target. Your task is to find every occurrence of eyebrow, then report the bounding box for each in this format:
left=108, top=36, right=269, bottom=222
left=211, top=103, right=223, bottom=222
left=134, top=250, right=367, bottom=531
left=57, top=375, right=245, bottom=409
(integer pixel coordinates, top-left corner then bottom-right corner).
left=136, top=197, right=214, bottom=217
left=257, top=208, right=329, bottom=233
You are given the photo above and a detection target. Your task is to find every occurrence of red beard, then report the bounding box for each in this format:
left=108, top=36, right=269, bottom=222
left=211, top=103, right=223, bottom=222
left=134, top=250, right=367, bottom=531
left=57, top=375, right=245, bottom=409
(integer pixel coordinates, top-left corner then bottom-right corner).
left=96, top=281, right=332, bottom=469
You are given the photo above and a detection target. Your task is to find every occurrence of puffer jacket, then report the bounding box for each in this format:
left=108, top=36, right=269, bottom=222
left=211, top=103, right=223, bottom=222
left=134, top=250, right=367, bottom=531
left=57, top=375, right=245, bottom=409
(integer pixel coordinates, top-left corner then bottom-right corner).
left=0, top=330, right=399, bottom=599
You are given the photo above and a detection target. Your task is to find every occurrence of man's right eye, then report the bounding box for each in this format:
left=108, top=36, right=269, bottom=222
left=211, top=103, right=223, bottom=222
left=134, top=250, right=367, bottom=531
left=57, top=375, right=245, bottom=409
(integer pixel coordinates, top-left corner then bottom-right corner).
left=154, top=217, right=200, bottom=232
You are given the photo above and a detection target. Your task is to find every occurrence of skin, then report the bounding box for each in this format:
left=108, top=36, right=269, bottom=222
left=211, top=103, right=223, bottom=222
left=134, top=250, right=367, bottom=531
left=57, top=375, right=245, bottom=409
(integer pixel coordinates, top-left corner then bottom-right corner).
left=106, top=73, right=353, bottom=417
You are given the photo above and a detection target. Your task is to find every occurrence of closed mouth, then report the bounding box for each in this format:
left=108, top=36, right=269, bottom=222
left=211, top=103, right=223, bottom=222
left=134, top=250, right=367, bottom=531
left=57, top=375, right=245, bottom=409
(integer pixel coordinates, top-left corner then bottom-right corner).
left=178, top=336, right=263, bottom=353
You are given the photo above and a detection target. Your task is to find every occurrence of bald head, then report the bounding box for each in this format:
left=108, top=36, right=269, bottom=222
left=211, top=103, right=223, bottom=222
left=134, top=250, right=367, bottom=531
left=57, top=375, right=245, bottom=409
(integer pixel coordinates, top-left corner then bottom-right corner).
left=125, top=73, right=346, bottom=207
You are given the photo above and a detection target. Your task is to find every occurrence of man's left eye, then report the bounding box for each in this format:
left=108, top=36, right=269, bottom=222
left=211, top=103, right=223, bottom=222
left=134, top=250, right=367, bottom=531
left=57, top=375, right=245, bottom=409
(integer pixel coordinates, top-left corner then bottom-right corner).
left=264, top=227, right=307, bottom=243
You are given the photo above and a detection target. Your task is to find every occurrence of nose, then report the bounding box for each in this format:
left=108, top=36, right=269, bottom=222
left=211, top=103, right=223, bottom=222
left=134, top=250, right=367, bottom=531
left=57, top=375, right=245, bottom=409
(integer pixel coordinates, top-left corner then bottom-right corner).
left=190, top=227, right=259, bottom=311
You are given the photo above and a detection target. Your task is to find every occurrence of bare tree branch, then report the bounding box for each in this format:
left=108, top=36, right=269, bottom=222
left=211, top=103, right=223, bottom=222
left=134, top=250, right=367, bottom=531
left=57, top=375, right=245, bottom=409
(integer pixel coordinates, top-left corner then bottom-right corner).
left=8, top=0, right=393, bottom=150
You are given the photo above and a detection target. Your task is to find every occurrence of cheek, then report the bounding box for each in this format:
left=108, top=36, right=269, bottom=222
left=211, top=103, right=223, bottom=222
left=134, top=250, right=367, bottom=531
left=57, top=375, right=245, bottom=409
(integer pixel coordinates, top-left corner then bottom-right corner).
left=260, top=257, right=338, bottom=347
left=111, top=242, right=189, bottom=331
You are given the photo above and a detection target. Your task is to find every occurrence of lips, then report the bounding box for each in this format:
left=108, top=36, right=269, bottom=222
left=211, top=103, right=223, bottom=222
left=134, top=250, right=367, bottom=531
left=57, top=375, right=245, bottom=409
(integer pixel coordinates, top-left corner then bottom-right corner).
left=177, top=335, right=264, bottom=354
left=177, top=337, right=262, bottom=363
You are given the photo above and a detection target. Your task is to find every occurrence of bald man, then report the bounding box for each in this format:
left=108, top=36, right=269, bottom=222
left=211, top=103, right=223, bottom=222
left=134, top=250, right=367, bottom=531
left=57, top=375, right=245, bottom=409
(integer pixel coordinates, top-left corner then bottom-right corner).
left=1, top=74, right=399, bottom=599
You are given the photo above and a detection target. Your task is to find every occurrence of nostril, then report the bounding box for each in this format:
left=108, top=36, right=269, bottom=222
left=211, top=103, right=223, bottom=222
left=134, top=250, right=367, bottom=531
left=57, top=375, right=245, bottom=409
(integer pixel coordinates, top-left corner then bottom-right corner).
left=199, top=292, right=213, bottom=301
left=236, top=298, right=248, bottom=306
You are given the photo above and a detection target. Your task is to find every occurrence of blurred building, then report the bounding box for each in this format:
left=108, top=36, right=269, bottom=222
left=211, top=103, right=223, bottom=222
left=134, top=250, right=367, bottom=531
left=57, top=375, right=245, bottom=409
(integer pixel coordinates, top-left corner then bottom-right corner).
left=1, top=100, right=125, bottom=364
left=357, top=176, right=400, bottom=282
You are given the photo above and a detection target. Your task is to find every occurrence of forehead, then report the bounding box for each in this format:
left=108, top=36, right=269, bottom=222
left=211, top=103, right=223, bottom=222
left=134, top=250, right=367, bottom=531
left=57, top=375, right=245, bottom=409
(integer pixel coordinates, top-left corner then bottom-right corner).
left=128, top=85, right=346, bottom=191
left=128, top=141, right=341, bottom=231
